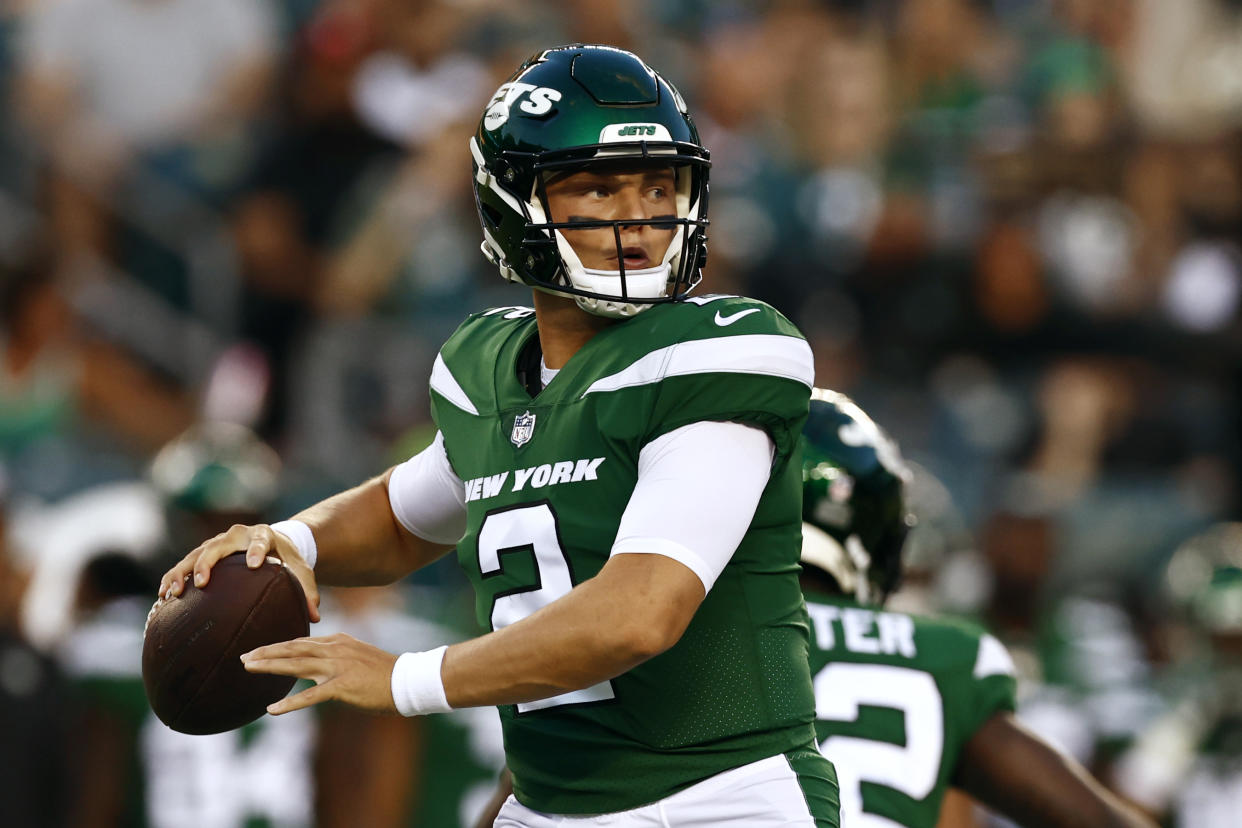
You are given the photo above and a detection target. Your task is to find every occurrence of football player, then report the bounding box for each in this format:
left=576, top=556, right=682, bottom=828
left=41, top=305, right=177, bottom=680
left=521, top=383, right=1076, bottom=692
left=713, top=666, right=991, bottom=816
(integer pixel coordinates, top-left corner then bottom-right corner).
left=798, top=388, right=1155, bottom=828
left=159, top=45, right=838, bottom=826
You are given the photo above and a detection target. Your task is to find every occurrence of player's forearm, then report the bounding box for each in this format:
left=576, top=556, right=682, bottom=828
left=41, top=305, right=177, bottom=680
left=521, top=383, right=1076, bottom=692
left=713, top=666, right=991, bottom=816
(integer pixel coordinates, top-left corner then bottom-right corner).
left=992, top=785, right=1155, bottom=828
left=442, top=579, right=661, bottom=706
left=440, top=554, right=703, bottom=708
left=289, top=472, right=451, bottom=586
left=957, top=714, right=1157, bottom=828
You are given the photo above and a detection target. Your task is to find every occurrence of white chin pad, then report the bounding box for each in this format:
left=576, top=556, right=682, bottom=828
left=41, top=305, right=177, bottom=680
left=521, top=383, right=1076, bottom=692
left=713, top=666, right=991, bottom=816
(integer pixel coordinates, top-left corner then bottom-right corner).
left=574, top=263, right=670, bottom=301
left=552, top=224, right=685, bottom=318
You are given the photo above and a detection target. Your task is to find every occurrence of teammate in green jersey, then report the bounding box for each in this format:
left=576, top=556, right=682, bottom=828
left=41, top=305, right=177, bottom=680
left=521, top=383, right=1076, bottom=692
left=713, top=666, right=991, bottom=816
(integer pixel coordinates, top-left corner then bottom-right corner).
left=798, top=388, right=1155, bottom=828
left=158, top=45, right=838, bottom=826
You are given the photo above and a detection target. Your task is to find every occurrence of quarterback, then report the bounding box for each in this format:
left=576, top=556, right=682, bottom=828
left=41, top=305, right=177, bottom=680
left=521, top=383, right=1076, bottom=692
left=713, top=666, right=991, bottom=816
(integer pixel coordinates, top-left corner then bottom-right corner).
left=798, top=389, right=1154, bottom=828
left=159, top=45, right=839, bottom=826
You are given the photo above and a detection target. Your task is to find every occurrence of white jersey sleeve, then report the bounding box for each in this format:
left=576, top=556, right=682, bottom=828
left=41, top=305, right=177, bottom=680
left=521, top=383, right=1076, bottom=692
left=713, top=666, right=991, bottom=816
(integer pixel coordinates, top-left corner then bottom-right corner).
left=388, top=431, right=468, bottom=544
left=610, top=420, right=775, bottom=592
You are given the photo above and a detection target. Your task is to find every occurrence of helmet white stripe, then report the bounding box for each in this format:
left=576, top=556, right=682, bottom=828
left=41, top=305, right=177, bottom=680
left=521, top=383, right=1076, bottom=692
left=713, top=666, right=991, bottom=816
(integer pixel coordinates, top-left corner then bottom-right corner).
left=469, top=136, right=529, bottom=219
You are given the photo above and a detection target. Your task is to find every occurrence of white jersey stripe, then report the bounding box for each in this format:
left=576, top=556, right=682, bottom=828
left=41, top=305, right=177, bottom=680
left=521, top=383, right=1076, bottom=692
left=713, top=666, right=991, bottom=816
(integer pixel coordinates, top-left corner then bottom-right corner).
left=581, top=334, right=814, bottom=397
left=430, top=353, right=480, bottom=415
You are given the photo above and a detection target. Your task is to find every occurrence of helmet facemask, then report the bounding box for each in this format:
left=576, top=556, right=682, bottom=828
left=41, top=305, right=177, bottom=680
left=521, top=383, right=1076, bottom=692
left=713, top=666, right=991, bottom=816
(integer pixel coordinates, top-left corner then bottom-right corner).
left=801, top=518, right=909, bottom=606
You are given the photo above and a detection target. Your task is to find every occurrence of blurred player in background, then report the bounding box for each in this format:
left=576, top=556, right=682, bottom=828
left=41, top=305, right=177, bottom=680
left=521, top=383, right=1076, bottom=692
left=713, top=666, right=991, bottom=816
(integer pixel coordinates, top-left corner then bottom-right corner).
left=149, top=422, right=500, bottom=827
left=799, top=388, right=1154, bottom=828
left=1114, top=523, right=1242, bottom=827
left=59, top=423, right=321, bottom=828
left=161, top=44, right=839, bottom=826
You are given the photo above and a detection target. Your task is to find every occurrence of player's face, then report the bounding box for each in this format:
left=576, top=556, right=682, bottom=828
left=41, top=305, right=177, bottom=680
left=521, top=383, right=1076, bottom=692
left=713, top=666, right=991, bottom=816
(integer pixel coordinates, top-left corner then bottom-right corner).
left=543, top=165, right=678, bottom=271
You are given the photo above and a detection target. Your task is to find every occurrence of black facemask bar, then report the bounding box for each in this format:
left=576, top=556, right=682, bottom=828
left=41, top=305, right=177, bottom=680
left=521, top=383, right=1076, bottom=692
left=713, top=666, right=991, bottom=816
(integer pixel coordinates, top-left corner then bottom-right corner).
left=521, top=214, right=705, bottom=303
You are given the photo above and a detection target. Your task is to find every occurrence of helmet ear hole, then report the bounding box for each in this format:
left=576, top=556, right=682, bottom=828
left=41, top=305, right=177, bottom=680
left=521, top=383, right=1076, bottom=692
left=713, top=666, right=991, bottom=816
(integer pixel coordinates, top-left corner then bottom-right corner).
left=517, top=242, right=555, bottom=282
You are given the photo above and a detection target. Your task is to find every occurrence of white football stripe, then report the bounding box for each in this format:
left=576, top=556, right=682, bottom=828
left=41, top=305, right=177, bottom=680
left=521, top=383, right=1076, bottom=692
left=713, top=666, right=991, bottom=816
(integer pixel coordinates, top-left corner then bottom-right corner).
left=430, top=353, right=479, bottom=415
left=581, top=334, right=814, bottom=396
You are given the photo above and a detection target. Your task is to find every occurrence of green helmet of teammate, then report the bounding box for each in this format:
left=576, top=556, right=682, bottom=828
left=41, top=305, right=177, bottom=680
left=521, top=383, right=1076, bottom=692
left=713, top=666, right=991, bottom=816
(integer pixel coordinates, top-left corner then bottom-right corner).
left=149, top=421, right=281, bottom=516
left=470, top=44, right=710, bottom=319
left=800, top=388, right=913, bottom=605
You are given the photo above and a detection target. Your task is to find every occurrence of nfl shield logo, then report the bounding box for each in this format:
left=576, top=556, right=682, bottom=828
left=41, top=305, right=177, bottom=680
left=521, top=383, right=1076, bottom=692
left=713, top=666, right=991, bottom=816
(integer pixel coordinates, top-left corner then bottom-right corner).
left=511, top=411, right=536, bottom=447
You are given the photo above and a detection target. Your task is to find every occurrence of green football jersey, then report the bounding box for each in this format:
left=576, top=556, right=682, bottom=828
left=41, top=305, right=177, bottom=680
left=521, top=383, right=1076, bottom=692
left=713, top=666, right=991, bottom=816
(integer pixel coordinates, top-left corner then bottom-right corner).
left=804, top=592, right=1017, bottom=828
left=429, top=295, right=819, bottom=815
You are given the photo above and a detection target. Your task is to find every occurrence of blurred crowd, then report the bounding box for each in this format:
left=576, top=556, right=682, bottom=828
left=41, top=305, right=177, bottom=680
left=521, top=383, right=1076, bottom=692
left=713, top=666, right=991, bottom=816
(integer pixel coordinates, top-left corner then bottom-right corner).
left=1, top=0, right=1240, bottom=825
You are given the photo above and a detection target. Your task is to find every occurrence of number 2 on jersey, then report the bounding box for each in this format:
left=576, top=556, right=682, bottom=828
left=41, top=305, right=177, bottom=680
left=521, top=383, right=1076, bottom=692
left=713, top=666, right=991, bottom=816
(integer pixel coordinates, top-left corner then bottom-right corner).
left=815, top=662, right=945, bottom=828
left=477, top=503, right=616, bottom=713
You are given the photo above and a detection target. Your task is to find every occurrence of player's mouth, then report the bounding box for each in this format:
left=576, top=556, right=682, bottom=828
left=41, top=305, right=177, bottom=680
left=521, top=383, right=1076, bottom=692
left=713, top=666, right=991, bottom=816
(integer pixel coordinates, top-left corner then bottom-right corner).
left=616, top=246, right=654, bottom=270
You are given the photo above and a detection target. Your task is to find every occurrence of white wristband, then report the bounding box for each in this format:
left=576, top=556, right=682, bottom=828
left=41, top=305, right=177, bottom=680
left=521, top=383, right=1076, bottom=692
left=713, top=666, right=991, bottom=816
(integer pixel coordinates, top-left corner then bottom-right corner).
left=391, top=646, right=452, bottom=716
left=269, top=519, right=318, bottom=570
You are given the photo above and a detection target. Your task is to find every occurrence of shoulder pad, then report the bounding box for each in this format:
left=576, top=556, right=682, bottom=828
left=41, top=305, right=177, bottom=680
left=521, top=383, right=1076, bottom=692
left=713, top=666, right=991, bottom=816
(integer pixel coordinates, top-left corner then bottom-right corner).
left=672, top=294, right=803, bottom=341
left=584, top=296, right=812, bottom=397
left=433, top=306, right=536, bottom=417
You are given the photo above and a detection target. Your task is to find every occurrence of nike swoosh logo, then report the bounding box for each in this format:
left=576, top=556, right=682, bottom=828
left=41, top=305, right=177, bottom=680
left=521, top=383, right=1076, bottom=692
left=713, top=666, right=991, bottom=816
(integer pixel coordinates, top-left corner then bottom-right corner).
left=714, top=308, right=761, bottom=326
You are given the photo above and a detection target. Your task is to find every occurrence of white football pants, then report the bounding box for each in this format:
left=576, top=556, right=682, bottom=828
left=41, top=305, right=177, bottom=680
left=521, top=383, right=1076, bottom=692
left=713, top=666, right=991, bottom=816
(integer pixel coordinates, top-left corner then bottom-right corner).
left=492, top=751, right=838, bottom=827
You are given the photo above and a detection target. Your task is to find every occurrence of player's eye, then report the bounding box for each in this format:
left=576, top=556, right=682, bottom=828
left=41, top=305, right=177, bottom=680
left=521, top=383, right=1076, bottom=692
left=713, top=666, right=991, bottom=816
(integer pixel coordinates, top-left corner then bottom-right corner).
left=570, top=182, right=608, bottom=199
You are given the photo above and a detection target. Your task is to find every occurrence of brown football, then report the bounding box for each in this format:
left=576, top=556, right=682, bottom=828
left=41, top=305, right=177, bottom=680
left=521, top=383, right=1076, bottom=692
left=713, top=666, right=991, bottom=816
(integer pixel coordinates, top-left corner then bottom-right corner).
left=142, top=552, right=310, bottom=734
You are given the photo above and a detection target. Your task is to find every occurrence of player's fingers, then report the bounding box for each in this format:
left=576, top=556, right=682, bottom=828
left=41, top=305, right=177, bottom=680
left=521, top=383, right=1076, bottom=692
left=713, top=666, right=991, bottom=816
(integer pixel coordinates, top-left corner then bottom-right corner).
left=267, top=681, right=332, bottom=715
left=159, top=544, right=208, bottom=598
left=299, top=572, right=321, bottom=623
left=241, top=636, right=330, bottom=662
left=267, top=532, right=321, bottom=623
left=241, top=655, right=327, bottom=681
left=191, top=525, right=259, bottom=589
left=245, top=524, right=282, bottom=569
left=158, top=561, right=189, bottom=599
left=282, top=634, right=346, bottom=645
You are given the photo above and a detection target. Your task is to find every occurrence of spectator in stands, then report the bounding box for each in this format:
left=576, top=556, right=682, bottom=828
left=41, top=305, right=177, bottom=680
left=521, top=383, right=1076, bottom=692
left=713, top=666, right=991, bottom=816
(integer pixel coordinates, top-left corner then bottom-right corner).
left=15, top=0, right=278, bottom=293
left=0, top=247, right=192, bottom=498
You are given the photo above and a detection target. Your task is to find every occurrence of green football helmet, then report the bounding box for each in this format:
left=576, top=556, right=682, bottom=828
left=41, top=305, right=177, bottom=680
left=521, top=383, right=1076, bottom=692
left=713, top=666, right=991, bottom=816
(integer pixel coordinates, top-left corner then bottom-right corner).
left=149, top=421, right=281, bottom=516
left=470, top=44, right=710, bottom=318
left=800, top=388, right=914, bottom=605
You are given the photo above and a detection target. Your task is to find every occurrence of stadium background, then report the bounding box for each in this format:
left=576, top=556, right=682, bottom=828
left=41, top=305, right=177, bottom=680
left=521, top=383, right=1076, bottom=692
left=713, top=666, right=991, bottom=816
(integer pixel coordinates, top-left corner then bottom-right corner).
left=0, top=0, right=1239, bottom=825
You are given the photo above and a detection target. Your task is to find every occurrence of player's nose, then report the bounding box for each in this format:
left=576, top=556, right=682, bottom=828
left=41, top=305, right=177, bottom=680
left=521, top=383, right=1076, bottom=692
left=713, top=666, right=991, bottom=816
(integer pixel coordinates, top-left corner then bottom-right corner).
left=614, top=186, right=648, bottom=228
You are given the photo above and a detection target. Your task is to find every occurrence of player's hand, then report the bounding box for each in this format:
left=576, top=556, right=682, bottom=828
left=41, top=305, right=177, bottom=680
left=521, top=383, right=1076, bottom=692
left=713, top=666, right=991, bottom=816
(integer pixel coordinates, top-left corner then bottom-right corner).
left=157, top=523, right=321, bottom=623
left=240, top=633, right=398, bottom=715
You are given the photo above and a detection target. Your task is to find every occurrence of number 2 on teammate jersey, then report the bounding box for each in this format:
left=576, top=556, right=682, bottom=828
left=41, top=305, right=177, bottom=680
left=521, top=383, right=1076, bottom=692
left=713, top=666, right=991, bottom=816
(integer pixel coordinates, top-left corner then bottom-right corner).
left=815, top=663, right=945, bottom=828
